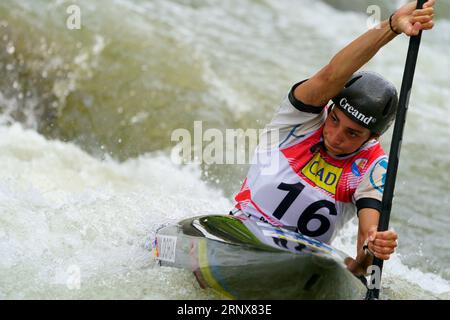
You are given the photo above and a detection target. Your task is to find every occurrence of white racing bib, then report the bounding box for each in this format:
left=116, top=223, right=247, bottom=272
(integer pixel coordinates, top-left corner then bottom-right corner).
left=234, top=126, right=386, bottom=244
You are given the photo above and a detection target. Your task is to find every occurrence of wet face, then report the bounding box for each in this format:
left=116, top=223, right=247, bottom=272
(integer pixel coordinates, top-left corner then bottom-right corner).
left=323, top=107, right=374, bottom=156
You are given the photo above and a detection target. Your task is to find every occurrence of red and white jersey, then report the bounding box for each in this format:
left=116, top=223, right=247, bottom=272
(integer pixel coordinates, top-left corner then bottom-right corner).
left=234, top=82, right=388, bottom=244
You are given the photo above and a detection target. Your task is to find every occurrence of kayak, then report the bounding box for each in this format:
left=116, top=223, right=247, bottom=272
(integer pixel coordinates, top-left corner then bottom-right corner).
left=152, top=214, right=367, bottom=299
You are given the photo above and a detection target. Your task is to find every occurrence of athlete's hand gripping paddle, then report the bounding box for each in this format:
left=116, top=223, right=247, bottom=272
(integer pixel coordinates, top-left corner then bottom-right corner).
left=365, top=0, right=427, bottom=300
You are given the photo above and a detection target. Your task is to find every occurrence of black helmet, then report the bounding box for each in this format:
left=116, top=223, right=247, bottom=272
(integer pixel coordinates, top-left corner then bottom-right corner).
left=331, top=71, right=398, bottom=135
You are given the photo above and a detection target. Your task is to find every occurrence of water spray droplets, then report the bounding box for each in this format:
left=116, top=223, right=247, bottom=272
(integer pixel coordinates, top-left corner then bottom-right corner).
left=6, top=43, right=15, bottom=55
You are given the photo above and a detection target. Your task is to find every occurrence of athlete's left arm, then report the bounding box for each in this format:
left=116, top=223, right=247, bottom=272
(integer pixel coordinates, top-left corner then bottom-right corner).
left=346, top=208, right=398, bottom=275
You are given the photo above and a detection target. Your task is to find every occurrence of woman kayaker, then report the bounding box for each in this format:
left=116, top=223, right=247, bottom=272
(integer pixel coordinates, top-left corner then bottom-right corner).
left=232, top=0, right=435, bottom=276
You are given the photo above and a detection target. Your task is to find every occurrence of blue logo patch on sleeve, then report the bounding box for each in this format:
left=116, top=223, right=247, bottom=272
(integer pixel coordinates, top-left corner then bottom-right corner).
left=370, top=158, right=388, bottom=194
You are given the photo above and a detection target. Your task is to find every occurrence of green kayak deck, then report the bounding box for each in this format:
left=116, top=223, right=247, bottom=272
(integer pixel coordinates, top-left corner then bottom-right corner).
left=153, top=214, right=367, bottom=299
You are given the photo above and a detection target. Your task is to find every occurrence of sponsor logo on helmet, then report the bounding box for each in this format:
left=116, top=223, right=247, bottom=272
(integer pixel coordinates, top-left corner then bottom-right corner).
left=339, top=98, right=376, bottom=125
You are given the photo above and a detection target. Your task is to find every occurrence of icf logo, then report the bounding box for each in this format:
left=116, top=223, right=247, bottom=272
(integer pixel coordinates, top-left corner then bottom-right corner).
left=370, top=158, right=388, bottom=194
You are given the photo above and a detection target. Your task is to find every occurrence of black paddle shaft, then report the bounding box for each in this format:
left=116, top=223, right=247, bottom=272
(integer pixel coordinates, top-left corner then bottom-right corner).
left=366, top=0, right=427, bottom=300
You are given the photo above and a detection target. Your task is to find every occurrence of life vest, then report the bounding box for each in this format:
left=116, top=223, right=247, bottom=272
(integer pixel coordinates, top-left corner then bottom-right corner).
left=234, top=125, right=386, bottom=244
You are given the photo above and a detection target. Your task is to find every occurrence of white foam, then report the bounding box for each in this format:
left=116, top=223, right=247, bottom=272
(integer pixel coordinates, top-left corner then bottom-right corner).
left=0, top=123, right=231, bottom=299
left=332, top=219, right=450, bottom=298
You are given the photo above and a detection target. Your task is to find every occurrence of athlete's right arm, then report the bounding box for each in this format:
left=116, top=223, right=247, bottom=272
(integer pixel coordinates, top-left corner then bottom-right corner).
left=293, top=23, right=396, bottom=108
left=293, top=0, right=435, bottom=108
